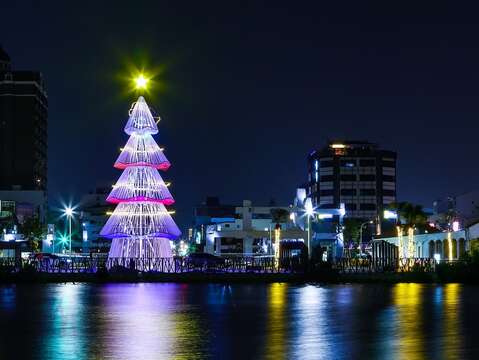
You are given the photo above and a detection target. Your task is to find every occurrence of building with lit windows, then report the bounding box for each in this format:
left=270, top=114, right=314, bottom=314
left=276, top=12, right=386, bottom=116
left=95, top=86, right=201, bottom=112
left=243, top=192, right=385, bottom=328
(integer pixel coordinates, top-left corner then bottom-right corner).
left=193, top=197, right=306, bottom=256
left=307, top=140, right=397, bottom=225
left=0, top=46, right=48, bottom=192
left=78, top=188, right=115, bottom=252
left=0, top=46, right=48, bottom=223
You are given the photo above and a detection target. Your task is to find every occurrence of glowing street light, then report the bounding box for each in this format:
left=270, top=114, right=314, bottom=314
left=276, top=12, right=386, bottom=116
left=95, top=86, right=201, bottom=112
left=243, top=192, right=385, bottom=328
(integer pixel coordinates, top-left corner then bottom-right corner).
left=304, top=198, right=315, bottom=260
left=63, top=206, right=75, bottom=256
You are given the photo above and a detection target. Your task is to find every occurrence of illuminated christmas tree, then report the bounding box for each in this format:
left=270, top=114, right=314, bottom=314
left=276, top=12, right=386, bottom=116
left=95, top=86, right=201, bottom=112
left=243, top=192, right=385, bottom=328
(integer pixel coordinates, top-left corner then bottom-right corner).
left=100, top=96, right=181, bottom=261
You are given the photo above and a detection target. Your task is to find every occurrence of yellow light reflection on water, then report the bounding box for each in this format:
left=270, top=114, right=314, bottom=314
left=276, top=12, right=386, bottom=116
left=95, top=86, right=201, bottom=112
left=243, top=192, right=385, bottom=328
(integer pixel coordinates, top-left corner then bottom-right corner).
left=266, top=283, right=287, bottom=360
left=443, top=284, right=461, bottom=359
left=393, top=283, right=425, bottom=360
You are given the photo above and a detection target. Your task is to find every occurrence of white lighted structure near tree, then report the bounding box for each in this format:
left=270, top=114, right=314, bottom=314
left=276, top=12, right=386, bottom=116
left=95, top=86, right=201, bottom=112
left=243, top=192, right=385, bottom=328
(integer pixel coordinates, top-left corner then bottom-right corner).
left=100, top=96, right=181, bottom=260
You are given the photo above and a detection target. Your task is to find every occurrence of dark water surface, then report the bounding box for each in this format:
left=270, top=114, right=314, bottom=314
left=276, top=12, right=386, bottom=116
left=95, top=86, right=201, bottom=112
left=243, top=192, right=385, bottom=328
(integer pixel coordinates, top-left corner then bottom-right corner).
left=0, top=283, right=478, bottom=359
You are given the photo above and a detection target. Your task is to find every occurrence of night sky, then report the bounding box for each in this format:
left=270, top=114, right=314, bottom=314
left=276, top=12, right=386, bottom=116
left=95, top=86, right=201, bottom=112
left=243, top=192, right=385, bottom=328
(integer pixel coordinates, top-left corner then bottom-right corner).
left=2, top=1, right=479, bottom=230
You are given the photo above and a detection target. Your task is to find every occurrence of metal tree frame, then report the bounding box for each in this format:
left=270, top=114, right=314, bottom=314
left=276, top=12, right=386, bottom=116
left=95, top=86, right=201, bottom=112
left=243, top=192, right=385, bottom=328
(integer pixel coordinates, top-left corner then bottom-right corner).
left=100, top=96, right=181, bottom=263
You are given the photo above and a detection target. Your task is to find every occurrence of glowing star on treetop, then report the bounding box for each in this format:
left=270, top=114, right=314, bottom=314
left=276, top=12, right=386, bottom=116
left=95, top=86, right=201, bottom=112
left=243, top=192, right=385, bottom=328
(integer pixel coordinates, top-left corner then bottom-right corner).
left=135, top=74, right=149, bottom=89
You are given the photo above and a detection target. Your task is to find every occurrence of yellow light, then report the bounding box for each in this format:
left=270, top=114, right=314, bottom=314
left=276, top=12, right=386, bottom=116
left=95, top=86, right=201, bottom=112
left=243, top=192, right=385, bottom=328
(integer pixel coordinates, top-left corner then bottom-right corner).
left=274, top=228, right=281, bottom=259
left=407, top=227, right=415, bottom=260
left=331, top=144, right=346, bottom=149
left=447, top=231, right=453, bottom=260
left=397, top=226, right=403, bottom=259
left=135, top=74, right=149, bottom=89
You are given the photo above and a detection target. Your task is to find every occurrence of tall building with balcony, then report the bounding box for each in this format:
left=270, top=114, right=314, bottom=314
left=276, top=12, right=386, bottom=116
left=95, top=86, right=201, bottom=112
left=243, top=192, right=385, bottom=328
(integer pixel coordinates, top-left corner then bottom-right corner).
left=0, top=46, right=48, bottom=192
left=0, top=46, right=48, bottom=223
left=307, top=140, right=397, bottom=223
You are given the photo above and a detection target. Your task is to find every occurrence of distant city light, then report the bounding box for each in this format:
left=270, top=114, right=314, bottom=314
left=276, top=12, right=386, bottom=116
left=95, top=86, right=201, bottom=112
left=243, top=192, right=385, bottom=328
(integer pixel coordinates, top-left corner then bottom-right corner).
left=317, top=214, right=333, bottom=219
left=383, top=210, right=398, bottom=220
left=339, top=203, right=346, bottom=217
left=305, top=198, right=314, bottom=217
left=4, top=234, right=14, bottom=241
left=452, top=221, right=460, bottom=232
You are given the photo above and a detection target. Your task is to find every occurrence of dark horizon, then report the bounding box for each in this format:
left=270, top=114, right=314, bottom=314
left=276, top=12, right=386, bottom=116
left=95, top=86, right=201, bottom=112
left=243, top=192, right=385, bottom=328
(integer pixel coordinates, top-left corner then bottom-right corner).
left=2, top=1, right=479, bottom=229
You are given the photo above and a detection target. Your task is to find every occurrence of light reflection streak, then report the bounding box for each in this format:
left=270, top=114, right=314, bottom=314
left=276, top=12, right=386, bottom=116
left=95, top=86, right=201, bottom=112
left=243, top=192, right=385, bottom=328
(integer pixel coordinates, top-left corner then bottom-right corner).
left=292, top=285, right=330, bottom=359
left=265, top=283, right=288, bottom=360
left=393, top=283, right=424, bottom=360
left=46, top=284, right=87, bottom=360
left=102, top=283, right=176, bottom=359
left=443, top=284, right=462, bottom=359
left=0, top=287, right=15, bottom=312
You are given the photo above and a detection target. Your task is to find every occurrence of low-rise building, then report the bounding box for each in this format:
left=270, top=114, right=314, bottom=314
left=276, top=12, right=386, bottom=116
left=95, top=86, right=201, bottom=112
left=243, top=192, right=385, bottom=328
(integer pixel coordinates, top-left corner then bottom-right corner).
left=78, top=187, right=114, bottom=252
left=194, top=197, right=306, bottom=256
left=376, top=230, right=468, bottom=260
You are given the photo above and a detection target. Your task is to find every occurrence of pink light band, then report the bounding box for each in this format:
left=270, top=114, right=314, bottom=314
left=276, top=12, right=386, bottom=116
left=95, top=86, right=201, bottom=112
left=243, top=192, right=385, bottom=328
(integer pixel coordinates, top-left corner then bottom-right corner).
left=114, top=162, right=171, bottom=171
left=106, top=197, right=175, bottom=205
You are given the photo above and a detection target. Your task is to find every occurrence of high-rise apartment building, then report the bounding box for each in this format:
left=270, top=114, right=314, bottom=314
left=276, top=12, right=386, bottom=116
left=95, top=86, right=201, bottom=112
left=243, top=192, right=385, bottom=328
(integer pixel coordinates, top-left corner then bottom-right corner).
left=0, top=46, right=48, bottom=224
left=307, top=141, right=397, bottom=222
left=0, top=46, right=48, bottom=191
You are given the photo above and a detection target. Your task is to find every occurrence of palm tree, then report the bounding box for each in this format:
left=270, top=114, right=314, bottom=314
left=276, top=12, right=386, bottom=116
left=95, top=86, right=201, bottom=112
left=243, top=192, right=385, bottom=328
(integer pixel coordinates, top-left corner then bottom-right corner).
left=387, top=202, right=427, bottom=259
left=388, top=202, right=427, bottom=228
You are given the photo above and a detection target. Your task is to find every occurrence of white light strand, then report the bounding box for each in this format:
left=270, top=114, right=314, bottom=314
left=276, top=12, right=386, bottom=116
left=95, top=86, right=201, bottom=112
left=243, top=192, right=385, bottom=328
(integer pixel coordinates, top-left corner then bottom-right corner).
left=107, top=166, right=174, bottom=203
left=115, top=133, right=170, bottom=170
left=101, top=202, right=181, bottom=239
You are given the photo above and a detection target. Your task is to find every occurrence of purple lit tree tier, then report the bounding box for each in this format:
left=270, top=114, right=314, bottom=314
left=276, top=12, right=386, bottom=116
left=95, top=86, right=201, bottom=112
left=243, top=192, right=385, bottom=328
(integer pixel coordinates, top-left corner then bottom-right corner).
left=100, top=96, right=180, bottom=260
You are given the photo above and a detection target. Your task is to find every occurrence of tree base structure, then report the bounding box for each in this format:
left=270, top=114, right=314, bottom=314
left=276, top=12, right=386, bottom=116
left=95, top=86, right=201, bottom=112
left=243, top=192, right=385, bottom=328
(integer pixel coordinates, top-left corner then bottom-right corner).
left=108, top=237, right=173, bottom=259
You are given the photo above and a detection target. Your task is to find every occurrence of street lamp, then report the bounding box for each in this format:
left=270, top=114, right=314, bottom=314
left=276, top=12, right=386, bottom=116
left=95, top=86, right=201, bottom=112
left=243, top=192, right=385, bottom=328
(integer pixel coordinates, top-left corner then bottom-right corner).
left=64, top=207, right=74, bottom=256
left=359, top=220, right=374, bottom=255
left=305, top=198, right=315, bottom=260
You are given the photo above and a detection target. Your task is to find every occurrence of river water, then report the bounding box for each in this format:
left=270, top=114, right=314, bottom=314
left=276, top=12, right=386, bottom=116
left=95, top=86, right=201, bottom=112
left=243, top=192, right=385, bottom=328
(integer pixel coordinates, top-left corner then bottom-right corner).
left=0, top=283, right=477, bottom=359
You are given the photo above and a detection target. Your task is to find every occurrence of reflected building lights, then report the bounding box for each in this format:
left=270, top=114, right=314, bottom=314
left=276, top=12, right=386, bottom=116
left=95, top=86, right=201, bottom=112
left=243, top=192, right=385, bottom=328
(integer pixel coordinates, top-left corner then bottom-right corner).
left=266, top=283, right=287, bottom=359
left=443, top=284, right=462, bottom=359
left=47, top=284, right=88, bottom=360
left=393, top=283, right=425, bottom=360
left=292, top=286, right=330, bottom=359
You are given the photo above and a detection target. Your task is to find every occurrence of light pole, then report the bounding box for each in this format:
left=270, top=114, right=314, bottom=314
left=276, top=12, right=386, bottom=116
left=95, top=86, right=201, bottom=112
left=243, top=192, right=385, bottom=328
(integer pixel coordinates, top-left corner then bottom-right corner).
left=359, top=220, right=373, bottom=256
left=64, top=207, right=74, bottom=256
left=265, top=226, right=273, bottom=255
left=305, top=199, right=315, bottom=260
